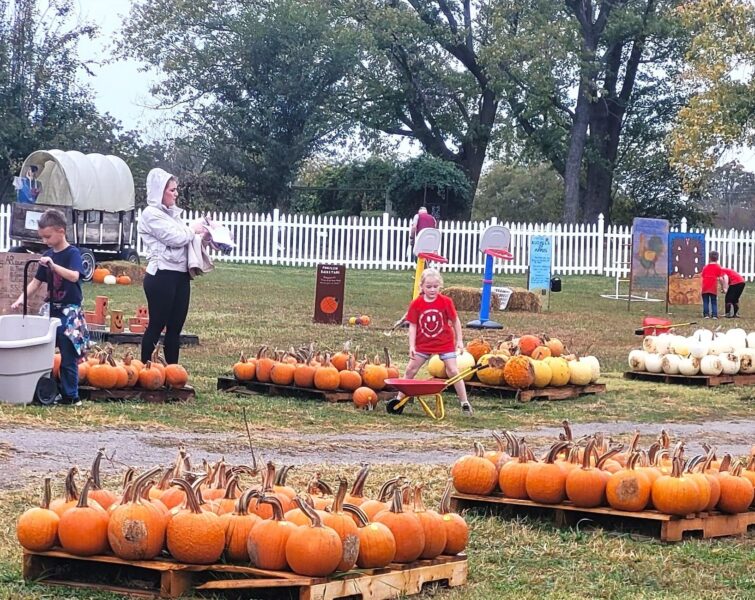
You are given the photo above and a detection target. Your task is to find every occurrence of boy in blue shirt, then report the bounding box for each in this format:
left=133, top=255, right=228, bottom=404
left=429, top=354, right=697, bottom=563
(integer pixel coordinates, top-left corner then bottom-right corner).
left=12, top=209, right=89, bottom=405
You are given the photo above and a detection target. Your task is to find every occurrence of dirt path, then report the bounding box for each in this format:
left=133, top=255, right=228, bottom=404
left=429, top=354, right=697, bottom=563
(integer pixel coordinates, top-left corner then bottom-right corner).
left=2, top=420, right=754, bottom=489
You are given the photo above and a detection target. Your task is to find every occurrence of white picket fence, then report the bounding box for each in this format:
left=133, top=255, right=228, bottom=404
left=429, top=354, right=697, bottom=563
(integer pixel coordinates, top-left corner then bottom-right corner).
left=2, top=204, right=754, bottom=280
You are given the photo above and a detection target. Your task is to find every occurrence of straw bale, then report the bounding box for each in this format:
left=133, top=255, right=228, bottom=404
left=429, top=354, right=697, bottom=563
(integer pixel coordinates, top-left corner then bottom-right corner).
left=444, top=285, right=541, bottom=313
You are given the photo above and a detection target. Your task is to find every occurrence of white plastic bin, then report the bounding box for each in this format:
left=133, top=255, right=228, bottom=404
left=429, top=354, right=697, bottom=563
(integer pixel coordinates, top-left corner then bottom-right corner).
left=0, top=315, right=60, bottom=405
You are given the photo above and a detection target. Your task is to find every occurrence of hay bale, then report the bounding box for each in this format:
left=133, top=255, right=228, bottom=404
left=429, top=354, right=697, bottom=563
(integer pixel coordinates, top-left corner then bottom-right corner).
left=504, top=287, right=541, bottom=313
left=443, top=286, right=489, bottom=312
left=99, top=260, right=147, bottom=284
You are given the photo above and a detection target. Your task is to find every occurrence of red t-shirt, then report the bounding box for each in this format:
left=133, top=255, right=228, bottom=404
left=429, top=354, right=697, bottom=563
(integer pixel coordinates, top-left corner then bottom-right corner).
left=701, top=263, right=722, bottom=294
left=406, top=294, right=458, bottom=354
left=721, top=268, right=744, bottom=285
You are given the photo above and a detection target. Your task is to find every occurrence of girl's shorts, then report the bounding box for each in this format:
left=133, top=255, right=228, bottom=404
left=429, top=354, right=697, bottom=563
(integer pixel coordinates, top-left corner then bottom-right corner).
left=415, top=351, right=457, bottom=360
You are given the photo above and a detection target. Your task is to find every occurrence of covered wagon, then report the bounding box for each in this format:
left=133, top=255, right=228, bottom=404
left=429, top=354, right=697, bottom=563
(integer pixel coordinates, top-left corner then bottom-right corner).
left=9, top=150, right=137, bottom=280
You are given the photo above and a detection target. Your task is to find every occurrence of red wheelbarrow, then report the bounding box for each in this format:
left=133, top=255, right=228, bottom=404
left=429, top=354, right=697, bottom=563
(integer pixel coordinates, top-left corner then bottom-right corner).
left=634, top=317, right=697, bottom=336
left=384, top=364, right=486, bottom=420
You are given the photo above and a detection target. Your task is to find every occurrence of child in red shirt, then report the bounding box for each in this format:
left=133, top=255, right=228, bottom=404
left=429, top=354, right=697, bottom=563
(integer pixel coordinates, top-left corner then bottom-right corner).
left=397, top=268, right=472, bottom=415
left=700, top=251, right=724, bottom=319
left=721, top=266, right=746, bottom=318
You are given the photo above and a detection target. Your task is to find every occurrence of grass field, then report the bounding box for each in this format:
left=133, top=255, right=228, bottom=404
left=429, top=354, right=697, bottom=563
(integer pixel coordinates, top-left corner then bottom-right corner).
left=1, top=264, right=754, bottom=599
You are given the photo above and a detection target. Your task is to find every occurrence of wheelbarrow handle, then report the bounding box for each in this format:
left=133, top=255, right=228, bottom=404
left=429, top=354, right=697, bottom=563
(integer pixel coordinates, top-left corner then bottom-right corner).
left=633, top=321, right=697, bottom=335
left=444, top=363, right=487, bottom=388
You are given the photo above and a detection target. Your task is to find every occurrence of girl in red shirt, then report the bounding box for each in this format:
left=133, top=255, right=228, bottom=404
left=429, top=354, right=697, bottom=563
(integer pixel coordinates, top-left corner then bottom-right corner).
left=721, top=267, right=746, bottom=318
left=397, top=268, right=473, bottom=415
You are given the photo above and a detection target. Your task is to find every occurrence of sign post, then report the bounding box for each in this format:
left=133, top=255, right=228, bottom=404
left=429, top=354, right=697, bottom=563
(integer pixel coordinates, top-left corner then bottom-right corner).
left=528, top=235, right=553, bottom=310
left=313, top=264, right=346, bottom=324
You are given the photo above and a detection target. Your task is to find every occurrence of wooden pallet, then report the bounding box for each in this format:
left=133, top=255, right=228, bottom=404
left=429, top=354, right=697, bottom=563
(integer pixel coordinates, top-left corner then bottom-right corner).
left=450, top=493, right=755, bottom=542
left=87, top=327, right=200, bottom=346
left=78, top=385, right=195, bottom=403
left=217, top=376, right=395, bottom=404
left=623, top=371, right=755, bottom=387
left=22, top=550, right=467, bottom=600
left=466, top=380, right=606, bottom=402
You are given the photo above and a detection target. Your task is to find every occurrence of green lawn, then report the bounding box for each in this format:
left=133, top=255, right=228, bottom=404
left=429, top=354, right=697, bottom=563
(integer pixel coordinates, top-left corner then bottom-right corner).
left=1, top=263, right=753, bottom=599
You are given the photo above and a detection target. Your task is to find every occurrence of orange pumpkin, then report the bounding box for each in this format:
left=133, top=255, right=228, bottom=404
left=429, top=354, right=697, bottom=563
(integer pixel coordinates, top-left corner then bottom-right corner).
left=565, top=440, right=606, bottom=508
left=218, top=488, right=261, bottom=562
left=466, top=337, right=491, bottom=362
left=412, top=485, right=446, bottom=559
left=331, top=342, right=351, bottom=372
left=607, top=453, right=652, bottom=511
left=92, top=267, right=111, bottom=284
left=163, top=364, right=188, bottom=389
left=255, top=346, right=276, bottom=383
left=247, top=496, right=295, bottom=570
left=116, top=274, right=132, bottom=285
left=438, top=479, right=469, bottom=555
left=503, top=356, right=535, bottom=389
left=313, top=355, right=340, bottom=391
left=518, top=334, right=542, bottom=357
left=530, top=345, right=552, bottom=360
left=16, top=477, right=60, bottom=552
left=342, top=504, right=396, bottom=568
left=652, top=457, right=704, bottom=516
left=525, top=442, right=570, bottom=504
left=50, top=467, right=81, bottom=517
left=138, top=361, right=165, bottom=390
left=498, top=439, right=534, bottom=499
left=321, top=478, right=360, bottom=572
left=361, top=356, right=388, bottom=391
left=270, top=359, right=296, bottom=386
left=233, top=353, right=256, bottom=381
left=352, top=386, right=378, bottom=410
left=374, top=488, right=425, bottom=563
left=451, top=442, right=498, bottom=495
left=717, top=455, right=755, bottom=514
left=58, top=477, right=110, bottom=556
left=167, top=479, right=225, bottom=563
left=88, top=354, right=119, bottom=389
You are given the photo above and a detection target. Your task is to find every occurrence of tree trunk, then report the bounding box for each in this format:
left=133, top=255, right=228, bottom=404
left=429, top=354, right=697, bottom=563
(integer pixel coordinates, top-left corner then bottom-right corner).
left=584, top=97, right=624, bottom=223
left=562, top=79, right=591, bottom=223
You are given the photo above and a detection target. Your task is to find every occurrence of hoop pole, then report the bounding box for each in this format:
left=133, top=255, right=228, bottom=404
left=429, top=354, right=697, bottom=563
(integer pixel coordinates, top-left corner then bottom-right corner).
left=478, top=253, right=495, bottom=322
left=412, top=256, right=426, bottom=299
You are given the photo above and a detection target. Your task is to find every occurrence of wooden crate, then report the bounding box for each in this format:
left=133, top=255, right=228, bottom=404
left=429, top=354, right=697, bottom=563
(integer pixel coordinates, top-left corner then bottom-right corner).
left=623, top=371, right=755, bottom=387
left=78, top=385, right=195, bottom=403
left=87, top=327, right=200, bottom=346
left=450, top=493, right=755, bottom=542
left=217, top=376, right=396, bottom=404
left=466, top=380, right=606, bottom=402
left=22, top=550, right=467, bottom=600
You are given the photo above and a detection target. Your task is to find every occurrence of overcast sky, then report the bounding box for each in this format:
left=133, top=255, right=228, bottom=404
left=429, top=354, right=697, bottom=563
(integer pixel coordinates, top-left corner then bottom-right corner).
left=73, top=0, right=754, bottom=171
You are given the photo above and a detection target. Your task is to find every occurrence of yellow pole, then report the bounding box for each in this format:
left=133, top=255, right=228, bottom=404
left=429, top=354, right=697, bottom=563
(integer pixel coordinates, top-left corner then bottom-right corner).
left=412, top=256, right=426, bottom=299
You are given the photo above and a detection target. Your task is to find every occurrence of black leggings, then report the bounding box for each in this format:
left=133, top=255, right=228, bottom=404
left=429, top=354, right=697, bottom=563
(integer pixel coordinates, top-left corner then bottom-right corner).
left=725, top=282, right=745, bottom=317
left=141, top=270, right=191, bottom=364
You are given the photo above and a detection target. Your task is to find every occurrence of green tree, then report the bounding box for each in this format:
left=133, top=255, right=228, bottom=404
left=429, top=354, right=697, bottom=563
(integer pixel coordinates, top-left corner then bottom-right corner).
left=0, top=0, right=124, bottom=202
left=669, top=0, right=755, bottom=191
left=121, top=0, right=357, bottom=212
left=472, top=163, right=563, bottom=223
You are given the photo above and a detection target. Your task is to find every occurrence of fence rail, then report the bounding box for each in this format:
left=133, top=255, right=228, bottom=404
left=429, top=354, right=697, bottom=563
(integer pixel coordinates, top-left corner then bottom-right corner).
left=1, top=205, right=754, bottom=281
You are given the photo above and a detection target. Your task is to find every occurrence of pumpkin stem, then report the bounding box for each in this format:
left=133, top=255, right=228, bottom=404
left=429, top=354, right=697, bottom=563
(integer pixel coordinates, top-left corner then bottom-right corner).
left=596, top=446, right=623, bottom=469
left=718, top=453, right=733, bottom=473
left=307, top=472, right=333, bottom=497
left=262, top=462, right=277, bottom=492
left=383, top=347, right=392, bottom=368
left=628, top=430, right=640, bottom=453
left=170, top=479, right=202, bottom=514
left=545, top=441, right=570, bottom=464
left=670, top=457, right=684, bottom=478
left=439, top=478, right=456, bottom=515
left=259, top=494, right=286, bottom=521
left=275, top=465, right=294, bottom=486
left=331, top=477, right=348, bottom=513
left=647, top=441, right=660, bottom=464
left=349, top=465, right=370, bottom=498
left=684, top=455, right=705, bottom=473
left=388, top=487, right=406, bottom=514
left=659, top=429, right=670, bottom=449
left=132, top=467, right=162, bottom=504
left=41, top=476, right=52, bottom=509
left=342, top=503, right=370, bottom=527
left=561, top=420, right=573, bottom=442
left=76, top=477, right=96, bottom=508
left=376, top=476, right=402, bottom=502
left=581, top=439, right=596, bottom=470
left=235, top=487, right=258, bottom=516
left=294, top=495, right=324, bottom=527
left=413, top=484, right=429, bottom=512
left=473, top=441, right=486, bottom=458
left=221, top=474, right=240, bottom=500
left=491, top=431, right=507, bottom=453
left=730, top=462, right=744, bottom=477
left=63, top=466, right=79, bottom=502
left=90, top=448, right=108, bottom=490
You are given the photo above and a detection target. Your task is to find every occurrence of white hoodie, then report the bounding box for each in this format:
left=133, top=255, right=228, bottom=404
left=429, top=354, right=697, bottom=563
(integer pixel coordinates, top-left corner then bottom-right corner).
left=137, top=168, right=196, bottom=275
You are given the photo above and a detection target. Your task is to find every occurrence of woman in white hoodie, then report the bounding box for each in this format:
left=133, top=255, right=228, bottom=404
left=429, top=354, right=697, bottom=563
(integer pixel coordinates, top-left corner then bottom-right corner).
left=137, top=168, right=203, bottom=364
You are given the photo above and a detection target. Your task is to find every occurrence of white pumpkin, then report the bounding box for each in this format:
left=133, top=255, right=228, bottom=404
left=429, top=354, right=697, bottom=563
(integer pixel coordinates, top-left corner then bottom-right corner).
left=654, top=334, right=672, bottom=355
left=688, top=341, right=708, bottom=359
left=661, top=354, right=681, bottom=375
left=678, top=356, right=700, bottom=376
left=710, top=335, right=733, bottom=355
left=628, top=350, right=647, bottom=371
left=670, top=336, right=690, bottom=357
left=644, top=353, right=664, bottom=373
left=692, top=328, right=714, bottom=343
left=719, top=353, right=740, bottom=375
left=700, top=355, right=723, bottom=376
left=726, top=328, right=748, bottom=351
left=568, top=360, right=592, bottom=386
left=642, top=336, right=658, bottom=353
left=736, top=349, right=755, bottom=374
left=103, top=274, right=117, bottom=285
left=746, top=332, right=755, bottom=348
left=579, top=356, right=600, bottom=382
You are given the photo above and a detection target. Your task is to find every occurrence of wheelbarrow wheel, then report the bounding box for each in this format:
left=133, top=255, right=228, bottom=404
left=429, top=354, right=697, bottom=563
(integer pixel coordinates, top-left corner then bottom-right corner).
left=34, top=376, right=59, bottom=406
left=386, top=398, right=405, bottom=415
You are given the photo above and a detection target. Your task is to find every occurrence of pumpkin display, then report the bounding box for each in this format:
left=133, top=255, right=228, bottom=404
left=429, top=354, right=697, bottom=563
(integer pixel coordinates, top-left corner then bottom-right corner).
left=58, top=478, right=110, bottom=556
left=138, top=361, right=165, bottom=390
left=451, top=442, right=498, bottom=495
left=342, top=504, right=396, bottom=568
left=321, top=478, right=360, bottom=572
left=412, top=485, right=446, bottom=559
left=16, top=477, right=60, bottom=552
left=503, top=356, right=535, bottom=389
left=525, top=442, right=570, bottom=504
left=353, top=386, right=379, bottom=410
left=374, top=488, right=425, bottom=563
left=361, top=356, right=389, bottom=391
left=92, top=267, right=111, bottom=283
left=314, top=355, right=341, bottom=391
left=219, top=488, right=262, bottom=562
left=518, top=334, right=542, bottom=357
left=166, top=479, right=225, bottom=564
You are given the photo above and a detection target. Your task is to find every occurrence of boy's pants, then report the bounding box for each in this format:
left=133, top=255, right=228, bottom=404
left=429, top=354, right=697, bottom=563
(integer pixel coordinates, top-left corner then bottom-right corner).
left=702, top=293, right=718, bottom=317
left=56, top=327, right=79, bottom=400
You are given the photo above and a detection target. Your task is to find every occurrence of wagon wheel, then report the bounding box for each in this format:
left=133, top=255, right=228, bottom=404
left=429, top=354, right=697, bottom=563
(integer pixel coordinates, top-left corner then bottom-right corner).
left=79, top=248, right=96, bottom=282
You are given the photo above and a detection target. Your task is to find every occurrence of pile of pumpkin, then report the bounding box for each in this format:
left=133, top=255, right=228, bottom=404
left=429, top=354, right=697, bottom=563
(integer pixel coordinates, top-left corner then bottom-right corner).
left=60, top=344, right=189, bottom=391
left=451, top=422, right=755, bottom=516
left=232, top=345, right=400, bottom=409
left=93, top=266, right=131, bottom=285
left=629, top=327, right=755, bottom=376
left=433, top=335, right=601, bottom=389
left=17, top=448, right=468, bottom=578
